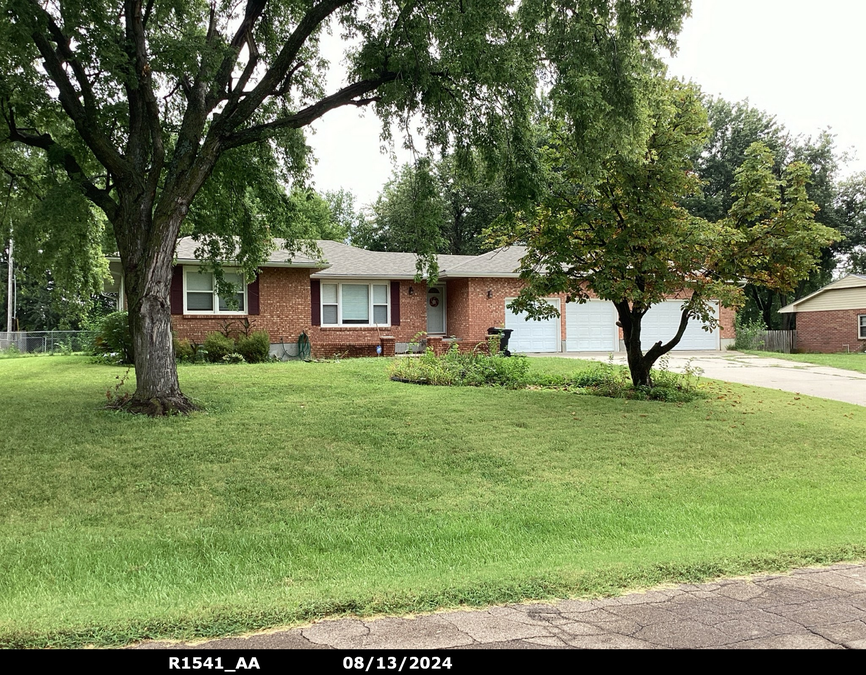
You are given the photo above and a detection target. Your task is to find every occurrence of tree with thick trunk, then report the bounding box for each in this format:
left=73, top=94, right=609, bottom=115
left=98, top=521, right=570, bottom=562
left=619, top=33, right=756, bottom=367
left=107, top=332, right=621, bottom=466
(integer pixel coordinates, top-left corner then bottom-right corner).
left=506, top=79, right=838, bottom=389
left=2, top=0, right=690, bottom=413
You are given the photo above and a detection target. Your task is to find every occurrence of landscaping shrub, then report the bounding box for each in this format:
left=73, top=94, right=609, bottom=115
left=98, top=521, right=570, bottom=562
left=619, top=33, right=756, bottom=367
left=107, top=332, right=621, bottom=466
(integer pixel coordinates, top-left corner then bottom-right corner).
left=732, top=315, right=766, bottom=351
left=390, top=345, right=531, bottom=388
left=91, top=311, right=133, bottom=364
left=0, top=343, right=21, bottom=358
left=174, top=337, right=194, bottom=362
left=565, top=357, right=704, bottom=402
left=203, top=332, right=235, bottom=363
left=236, top=330, right=271, bottom=364
left=390, top=349, right=704, bottom=402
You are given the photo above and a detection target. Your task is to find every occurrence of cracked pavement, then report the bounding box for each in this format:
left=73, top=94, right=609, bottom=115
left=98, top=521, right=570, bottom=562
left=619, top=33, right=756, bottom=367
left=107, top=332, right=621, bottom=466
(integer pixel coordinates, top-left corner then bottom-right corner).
left=135, top=563, right=866, bottom=650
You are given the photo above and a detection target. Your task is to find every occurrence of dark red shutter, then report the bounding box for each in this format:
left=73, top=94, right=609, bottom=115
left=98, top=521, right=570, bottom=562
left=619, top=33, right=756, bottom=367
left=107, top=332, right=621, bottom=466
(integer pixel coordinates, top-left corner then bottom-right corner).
left=170, top=266, right=184, bottom=315
left=390, top=281, right=401, bottom=326
left=310, top=279, right=321, bottom=326
left=247, top=274, right=260, bottom=315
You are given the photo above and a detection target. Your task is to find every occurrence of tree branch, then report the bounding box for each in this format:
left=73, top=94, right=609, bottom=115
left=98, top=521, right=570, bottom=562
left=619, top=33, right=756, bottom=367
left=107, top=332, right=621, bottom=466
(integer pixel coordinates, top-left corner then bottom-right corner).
left=5, top=118, right=118, bottom=220
left=25, top=0, right=130, bottom=179
left=209, top=0, right=269, bottom=108
left=222, top=74, right=396, bottom=149
left=645, top=304, right=692, bottom=362
left=124, top=0, right=164, bottom=197
left=218, top=0, right=356, bottom=133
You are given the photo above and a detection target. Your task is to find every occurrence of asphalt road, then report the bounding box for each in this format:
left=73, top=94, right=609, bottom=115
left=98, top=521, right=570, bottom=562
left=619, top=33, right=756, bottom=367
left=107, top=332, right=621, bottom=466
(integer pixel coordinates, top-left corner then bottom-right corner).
left=135, top=563, right=866, bottom=650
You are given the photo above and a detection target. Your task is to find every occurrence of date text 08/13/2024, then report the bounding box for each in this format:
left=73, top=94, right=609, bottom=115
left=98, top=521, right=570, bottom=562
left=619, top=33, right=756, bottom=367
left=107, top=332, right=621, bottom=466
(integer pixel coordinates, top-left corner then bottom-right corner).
left=167, top=655, right=454, bottom=672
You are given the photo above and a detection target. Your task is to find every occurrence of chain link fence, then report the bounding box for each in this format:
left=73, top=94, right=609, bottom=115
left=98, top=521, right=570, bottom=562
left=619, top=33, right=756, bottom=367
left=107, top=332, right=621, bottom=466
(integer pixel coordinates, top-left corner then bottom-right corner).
left=0, top=330, right=96, bottom=354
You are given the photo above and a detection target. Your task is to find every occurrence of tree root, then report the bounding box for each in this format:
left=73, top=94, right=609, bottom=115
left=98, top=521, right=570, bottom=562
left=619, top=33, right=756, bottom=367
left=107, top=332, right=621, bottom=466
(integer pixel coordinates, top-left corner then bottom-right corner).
left=107, top=394, right=200, bottom=416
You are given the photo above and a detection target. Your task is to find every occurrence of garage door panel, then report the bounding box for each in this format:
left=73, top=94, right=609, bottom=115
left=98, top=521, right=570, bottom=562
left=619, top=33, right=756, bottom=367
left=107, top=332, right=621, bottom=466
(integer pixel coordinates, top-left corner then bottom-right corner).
left=641, top=301, right=719, bottom=351
left=566, top=301, right=617, bottom=351
left=505, top=299, right=560, bottom=353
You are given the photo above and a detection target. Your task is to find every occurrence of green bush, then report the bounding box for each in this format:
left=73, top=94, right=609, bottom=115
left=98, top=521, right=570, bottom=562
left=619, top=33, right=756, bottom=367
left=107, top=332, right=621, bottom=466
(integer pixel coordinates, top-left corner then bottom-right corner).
left=236, top=330, right=271, bottom=364
left=174, top=337, right=194, bottom=362
left=91, top=311, right=133, bottom=364
left=733, top=315, right=767, bottom=351
left=203, top=332, right=235, bottom=363
left=1, top=343, right=21, bottom=358
left=568, top=356, right=704, bottom=402
left=390, top=349, right=703, bottom=402
left=390, top=345, right=530, bottom=388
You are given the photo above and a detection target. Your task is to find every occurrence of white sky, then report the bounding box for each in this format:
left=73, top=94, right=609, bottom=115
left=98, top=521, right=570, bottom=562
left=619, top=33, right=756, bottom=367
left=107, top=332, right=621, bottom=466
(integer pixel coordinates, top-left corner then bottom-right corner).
left=307, top=0, right=866, bottom=208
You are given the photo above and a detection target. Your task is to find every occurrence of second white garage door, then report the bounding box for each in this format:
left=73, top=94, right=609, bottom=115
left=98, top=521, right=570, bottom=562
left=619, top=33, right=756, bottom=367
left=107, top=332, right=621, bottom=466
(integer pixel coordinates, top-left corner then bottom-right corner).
left=565, top=301, right=618, bottom=351
left=641, top=301, right=720, bottom=351
left=504, top=298, right=560, bottom=353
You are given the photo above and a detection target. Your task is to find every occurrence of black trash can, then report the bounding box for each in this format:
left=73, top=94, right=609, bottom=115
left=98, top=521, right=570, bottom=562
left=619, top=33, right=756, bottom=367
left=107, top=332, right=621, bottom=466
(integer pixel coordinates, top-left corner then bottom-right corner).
left=487, top=327, right=514, bottom=356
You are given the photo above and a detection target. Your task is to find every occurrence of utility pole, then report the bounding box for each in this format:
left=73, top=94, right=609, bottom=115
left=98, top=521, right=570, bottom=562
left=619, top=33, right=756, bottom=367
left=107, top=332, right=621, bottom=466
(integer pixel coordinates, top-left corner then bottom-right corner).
left=5, top=236, right=11, bottom=340
left=3, top=176, right=13, bottom=342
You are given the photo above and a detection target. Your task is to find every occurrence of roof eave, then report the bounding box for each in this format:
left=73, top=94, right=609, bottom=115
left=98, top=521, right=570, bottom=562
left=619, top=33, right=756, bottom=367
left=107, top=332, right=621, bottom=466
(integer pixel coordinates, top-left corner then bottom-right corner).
left=438, top=272, right=521, bottom=278
left=312, top=273, right=416, bottom=279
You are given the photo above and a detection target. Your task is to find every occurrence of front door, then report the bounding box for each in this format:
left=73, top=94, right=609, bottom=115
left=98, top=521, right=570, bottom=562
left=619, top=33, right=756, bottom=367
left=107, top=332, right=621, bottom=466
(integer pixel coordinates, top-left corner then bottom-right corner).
left=426, top=286, right=446, bottom=334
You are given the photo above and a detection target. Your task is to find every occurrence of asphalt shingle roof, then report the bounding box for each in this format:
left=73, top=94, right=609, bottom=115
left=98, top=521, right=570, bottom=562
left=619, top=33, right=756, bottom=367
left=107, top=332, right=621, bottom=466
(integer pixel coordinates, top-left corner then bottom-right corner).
left=169, top=237, right=525, bottom=278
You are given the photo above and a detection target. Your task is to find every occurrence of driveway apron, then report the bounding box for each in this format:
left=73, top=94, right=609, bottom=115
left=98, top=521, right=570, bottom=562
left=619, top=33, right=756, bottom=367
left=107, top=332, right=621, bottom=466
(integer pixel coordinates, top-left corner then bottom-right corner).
left=533, top=351, right=866, bottom=407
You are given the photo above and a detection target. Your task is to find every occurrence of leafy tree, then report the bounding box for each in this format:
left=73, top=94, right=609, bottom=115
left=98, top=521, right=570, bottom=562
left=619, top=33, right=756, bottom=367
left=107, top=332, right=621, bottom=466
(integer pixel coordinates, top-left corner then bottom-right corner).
left=352, top=157, right=445, bottom=255
left=0, top=141, right=111, bottom=332
left=0, top=265, right=115, bottom=331
left=833, top=172, right=866, bottom=273
left=685, top=97, right=851, bottom=329
left=323, top=188, right=362, bottom=241
left=2, top=0, right=689, bottom=413
left=355, top=154, right=505, bottom=259
left=286, top=187, right=352, bottom=241
left=506, top=80, right=837, bottom=387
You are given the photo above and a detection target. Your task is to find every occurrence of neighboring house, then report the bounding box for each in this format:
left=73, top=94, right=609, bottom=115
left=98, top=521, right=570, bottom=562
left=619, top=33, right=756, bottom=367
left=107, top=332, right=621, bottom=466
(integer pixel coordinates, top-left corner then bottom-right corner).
left=779, top=274, right=866, bottom=353
left=108, top=238, right=735, bottom=357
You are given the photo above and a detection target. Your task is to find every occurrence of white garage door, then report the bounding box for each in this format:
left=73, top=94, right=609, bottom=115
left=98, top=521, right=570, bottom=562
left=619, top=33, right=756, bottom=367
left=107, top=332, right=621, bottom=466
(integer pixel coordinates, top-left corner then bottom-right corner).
left=566, top=301, right=618, bottom=351
left=641, top=301, right=719, bottom=351
left=504, top=298, right=560, bottom=353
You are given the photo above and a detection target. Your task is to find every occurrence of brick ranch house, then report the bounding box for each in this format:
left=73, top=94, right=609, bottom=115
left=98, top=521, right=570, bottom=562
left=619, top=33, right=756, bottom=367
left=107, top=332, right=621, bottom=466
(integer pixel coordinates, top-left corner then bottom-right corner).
left=108, top=238, right=735, bottom=358
left=779, top=274, right=866, bottom=353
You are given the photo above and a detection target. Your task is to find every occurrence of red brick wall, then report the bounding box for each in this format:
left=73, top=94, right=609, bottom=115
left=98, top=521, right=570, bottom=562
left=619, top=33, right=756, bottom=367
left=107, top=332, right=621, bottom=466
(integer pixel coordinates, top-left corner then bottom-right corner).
left=171, top=265, right=736, bottom=355
left=796, top=309, right=866, bottom=353
left=719, top=305, right=735, bottom=340
left=455, top=278, right=569, bottom=348
left=171, top=269, right=432, bottom=356
left=445, top=279, right=471, bottom=341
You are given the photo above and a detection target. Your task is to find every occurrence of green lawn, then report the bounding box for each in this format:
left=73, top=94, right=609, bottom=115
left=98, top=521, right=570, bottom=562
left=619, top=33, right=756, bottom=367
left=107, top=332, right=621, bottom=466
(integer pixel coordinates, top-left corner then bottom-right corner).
left=1, top=355, right=865, bottom=648
left=743, top=350, right=866, bottom=373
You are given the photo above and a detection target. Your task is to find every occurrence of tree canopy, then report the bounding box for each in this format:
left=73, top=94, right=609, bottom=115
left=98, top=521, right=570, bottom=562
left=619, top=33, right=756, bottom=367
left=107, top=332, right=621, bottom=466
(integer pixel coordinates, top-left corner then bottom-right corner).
left=505, top=79, right=838, bottom=387
left=1, top=0, right=691, bottom=412
left=0, top=139, right=111, bottom=331
left=684, top=96, right=858, bottom=330
left=351, top=153, right=505, bottom=265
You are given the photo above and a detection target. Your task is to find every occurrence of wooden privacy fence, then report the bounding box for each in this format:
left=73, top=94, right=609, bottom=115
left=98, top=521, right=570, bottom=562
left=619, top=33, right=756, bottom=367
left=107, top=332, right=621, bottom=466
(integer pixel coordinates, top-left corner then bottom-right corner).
left=754, top=330, right=797, bottom=353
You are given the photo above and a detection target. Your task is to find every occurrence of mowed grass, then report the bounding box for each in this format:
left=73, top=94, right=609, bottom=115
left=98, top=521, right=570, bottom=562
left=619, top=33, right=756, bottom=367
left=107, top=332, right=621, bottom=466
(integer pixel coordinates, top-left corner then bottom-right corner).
left=743, top=350, right=866, bottom=374
left=1, top=356, right=865, bottom=647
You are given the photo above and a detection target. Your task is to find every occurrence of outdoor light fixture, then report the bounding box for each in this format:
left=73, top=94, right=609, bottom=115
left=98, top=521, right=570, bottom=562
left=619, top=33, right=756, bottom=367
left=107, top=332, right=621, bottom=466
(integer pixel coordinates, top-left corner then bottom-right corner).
left=408, top=286, right=415, bottom=296
left=487, top=289, right=493, bottom=299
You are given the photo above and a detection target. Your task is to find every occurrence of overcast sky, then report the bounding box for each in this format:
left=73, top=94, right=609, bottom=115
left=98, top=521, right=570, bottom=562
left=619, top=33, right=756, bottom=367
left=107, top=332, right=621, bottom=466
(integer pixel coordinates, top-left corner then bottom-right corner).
left=306, top=0, right=866, bottom=208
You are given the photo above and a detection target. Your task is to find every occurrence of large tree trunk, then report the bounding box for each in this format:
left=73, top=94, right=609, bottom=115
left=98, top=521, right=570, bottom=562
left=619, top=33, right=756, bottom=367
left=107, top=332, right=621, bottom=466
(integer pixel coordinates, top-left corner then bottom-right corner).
left=116, top=207, right=198, bottom=416
left=124, top=281, right=196, bottom=415
left=623, top=318, right=653, bottom=387
left=614, top=299, right=691, bottom=388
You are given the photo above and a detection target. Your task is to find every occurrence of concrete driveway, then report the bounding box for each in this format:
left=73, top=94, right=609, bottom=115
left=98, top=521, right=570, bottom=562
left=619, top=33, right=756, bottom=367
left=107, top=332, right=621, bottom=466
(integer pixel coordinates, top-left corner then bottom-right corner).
left=531, top=351, right=866, bottom=407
